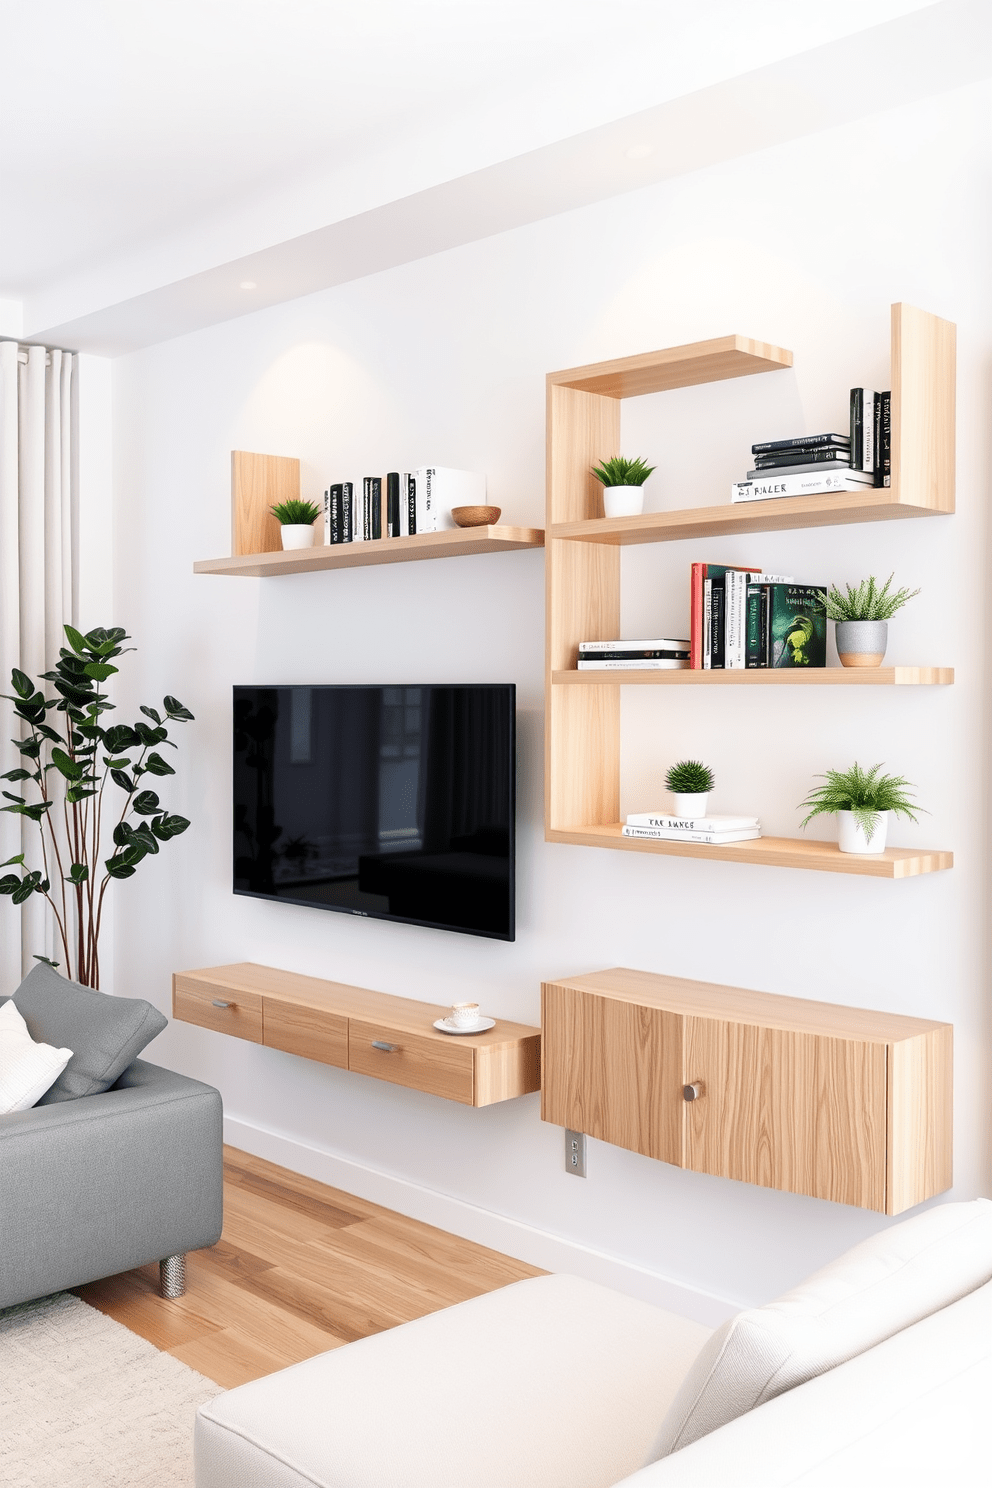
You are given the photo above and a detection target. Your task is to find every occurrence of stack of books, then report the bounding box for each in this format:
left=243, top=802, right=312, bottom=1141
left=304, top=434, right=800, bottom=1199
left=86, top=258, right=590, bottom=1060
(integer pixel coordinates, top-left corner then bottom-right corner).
left=623, top=812, right=761, bottom=845
left=323, top=467, right=485, bottom=544
left=689, top=564, right=826, bottom=669
left=731, top=390, right=891, bottom=505
left=577, top=639, right=689, bottom=670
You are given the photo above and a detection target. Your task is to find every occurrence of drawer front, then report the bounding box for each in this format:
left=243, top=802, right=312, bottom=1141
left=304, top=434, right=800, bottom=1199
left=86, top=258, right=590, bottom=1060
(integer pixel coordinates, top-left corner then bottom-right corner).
left=263, top=998, right=347, bottom=1069
left=172, top=975, right=263, bottom=1043
left=349, top=1020, right=474, bottom=1104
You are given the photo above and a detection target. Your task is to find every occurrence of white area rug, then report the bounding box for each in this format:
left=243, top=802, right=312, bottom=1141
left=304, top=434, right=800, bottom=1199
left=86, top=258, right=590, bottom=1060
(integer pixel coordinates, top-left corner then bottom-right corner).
left=0, top=1291, right=221, bottom=1487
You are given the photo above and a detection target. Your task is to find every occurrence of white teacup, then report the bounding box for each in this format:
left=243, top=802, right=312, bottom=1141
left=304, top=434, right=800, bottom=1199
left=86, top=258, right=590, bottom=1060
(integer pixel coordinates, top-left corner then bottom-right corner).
left=450, top=1002, right=481, bottom=1028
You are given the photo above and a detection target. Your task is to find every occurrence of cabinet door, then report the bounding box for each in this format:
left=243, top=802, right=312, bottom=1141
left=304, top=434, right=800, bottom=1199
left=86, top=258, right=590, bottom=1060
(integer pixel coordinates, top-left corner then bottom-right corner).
left=542, top=984, right=682, bottom=1164
left=683, top=1018, right=888, bottom=1211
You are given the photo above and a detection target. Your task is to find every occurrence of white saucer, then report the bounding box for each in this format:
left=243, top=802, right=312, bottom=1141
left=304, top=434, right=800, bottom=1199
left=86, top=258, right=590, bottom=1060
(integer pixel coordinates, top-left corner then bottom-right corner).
left=433, top=1016, right=496, bottom=1035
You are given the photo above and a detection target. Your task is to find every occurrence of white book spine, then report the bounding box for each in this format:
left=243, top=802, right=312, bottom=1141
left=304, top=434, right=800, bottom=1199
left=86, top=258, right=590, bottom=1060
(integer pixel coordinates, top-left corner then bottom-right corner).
left=625, top=814, right=760, bottom=830
left=727, top=570, right=742, bottom=668
left=414, top=467, right=437, bottom=533
left=577, top=659, right=688, bottom=670
left=863, top=391, right=875, bottom=472
left=622, top=826, right=761, bottom=844
left=703, top=580, right=712, bottom=669
left=579, top=638, right=690, bottom=653
left=399, top=473, right=410, bottom=537
left=732, top=471, right=874, bottom=503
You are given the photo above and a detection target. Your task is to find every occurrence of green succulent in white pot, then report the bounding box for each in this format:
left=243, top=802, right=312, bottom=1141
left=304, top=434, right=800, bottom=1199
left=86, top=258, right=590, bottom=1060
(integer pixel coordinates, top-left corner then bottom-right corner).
left=665, top=759, right=715, bottom=820
left=272, top=498, right=321, bottom=550
left=591, top=456, right=656, bottom=519
left=825, top=573, right=920, bottom=668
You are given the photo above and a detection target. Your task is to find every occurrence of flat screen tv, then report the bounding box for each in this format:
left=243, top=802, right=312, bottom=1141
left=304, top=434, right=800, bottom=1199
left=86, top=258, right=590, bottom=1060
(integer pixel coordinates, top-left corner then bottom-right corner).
left=233, top=684, right=515, bottom=940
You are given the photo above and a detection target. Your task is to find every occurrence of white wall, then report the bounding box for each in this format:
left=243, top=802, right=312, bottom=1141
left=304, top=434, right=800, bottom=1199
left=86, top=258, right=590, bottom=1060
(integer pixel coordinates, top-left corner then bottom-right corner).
left=110, top=75, right=992, bottom=1321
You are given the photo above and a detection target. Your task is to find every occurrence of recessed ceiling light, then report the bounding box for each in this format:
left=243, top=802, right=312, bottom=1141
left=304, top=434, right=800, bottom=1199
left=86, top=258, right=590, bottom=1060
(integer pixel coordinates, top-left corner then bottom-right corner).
left=239, top=280, right=257, bottom=290
left=624, top=144, right=654, bottom=161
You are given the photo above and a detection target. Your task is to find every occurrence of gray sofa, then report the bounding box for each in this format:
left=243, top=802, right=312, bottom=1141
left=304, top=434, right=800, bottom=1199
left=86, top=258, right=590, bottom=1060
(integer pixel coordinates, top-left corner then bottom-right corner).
left=0, top=1057, right=223, bottom=1308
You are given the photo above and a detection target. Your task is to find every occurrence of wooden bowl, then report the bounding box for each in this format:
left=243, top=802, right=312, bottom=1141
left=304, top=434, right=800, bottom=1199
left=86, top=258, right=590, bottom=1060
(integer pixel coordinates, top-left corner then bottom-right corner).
left=451, top=505, right=501, bottom=528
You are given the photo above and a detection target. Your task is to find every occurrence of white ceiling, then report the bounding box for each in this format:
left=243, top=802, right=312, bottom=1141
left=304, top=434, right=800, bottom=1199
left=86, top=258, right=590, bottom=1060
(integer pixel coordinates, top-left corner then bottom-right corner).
left=1, top=0, right=976, bottom=352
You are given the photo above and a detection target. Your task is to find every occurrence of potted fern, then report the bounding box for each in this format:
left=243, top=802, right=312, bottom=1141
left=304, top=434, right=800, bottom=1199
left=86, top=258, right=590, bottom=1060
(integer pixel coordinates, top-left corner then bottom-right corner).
left=591, top=456, right=656, bottom=519
left=272, top=498, right=321, bottom=550
left=665, top=759, right=715, bottom=819
left=825, top=573, right=920, bottom=667
left=798, top=762, right=922, bottom=854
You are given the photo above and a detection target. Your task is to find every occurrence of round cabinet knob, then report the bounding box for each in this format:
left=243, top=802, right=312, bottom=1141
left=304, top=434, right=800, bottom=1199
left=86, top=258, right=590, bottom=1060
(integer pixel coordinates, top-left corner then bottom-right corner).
left=683, top=1082, right=704, bottom=1102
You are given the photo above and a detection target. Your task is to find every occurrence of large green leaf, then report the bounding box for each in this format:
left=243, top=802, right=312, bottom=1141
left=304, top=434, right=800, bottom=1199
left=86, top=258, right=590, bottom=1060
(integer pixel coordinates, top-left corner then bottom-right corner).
left=65, top=785, right=97, bottom=805
left=104, top=855, right=137, bottom=880
left=0, top=873, right=21, bottom=894
left=0, top=769, right=31, bottom=782
left=103, top=724, right=139, bottom=753
left=111, top=769, right=135, bottom=792
left=134, top=722, right=167, bottom=747
left=10, top=668, right=34, bottom=698
left=63, top=624, right=88, bottom=654
left=132, top=789, right=160, bottom=816
left=84, top=662, right=118, bottom=682
left=142, top=751, right=175, bottom=777
left=163, top=696, right=194, bottom=721
left=0, top=853, right=25, bottom=867
left=151, top=812, right=190, bottom=841
left=51, top=747, right=84, bottom=781
left=67, top=863, right=89, bottom=884
left=140, top=705, right=162, bottom=724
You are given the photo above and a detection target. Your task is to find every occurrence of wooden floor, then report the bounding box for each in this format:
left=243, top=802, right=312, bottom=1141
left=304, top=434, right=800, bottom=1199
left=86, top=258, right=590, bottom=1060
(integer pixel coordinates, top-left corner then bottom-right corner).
left=75, top=1145, right=541, bottom=1389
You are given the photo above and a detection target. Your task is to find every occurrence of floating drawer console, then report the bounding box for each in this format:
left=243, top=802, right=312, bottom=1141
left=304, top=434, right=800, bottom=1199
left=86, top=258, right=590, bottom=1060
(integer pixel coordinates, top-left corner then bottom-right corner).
left=541, top=968, right=952, bottom=1214
left=173, top=963, right=541, bottom=1107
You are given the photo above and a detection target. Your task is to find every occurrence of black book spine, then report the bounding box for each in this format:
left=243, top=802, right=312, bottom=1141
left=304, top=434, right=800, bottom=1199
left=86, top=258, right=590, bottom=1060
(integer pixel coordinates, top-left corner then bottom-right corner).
left=754, top=447, right=852, bottom=469
left=407, top=474, right=417, bottom=535
left=386, top=472, right=400, bottom=538
left=362, top=478, right=372, bottom=540
left=876, top=392, right=891, bottom=488
left=578, top=649, right=688, bottom=661
left=329, top=483, right=342, bottom=544
left=370, top=476, right=382, bottom=540
left=850, top=388, right=864, bottom=470
left=341, top=482, right=353, bottom=542
left=710, top=579, right=725, bottom=669
left=760, top=586, right=770, bottom=667
left=752, top=433, right=850, bottom=455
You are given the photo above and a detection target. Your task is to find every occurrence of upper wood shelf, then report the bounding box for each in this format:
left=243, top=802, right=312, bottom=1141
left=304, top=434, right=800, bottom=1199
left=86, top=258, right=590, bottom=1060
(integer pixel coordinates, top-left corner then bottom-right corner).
left=553, top=666, right=953, bottom=687
left=548, top=334, right=793, bottom=398
left=551, top=488, right=945, bottom=546
left=194, top=524, right=545, bottom=577
left=549, top=825, right=952, bottom=878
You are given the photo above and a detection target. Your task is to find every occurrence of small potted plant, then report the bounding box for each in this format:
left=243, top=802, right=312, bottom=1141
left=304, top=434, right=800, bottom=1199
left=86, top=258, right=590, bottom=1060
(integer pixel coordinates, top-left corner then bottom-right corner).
left=825, top=573, right=920, bottom=667
left=591, top=456, right=656, bottom=519
left=272, top=498, right=321, bottom=550
left=665, top=759, right=715, bottom=819
left=798, top=761, right=923, bottom=854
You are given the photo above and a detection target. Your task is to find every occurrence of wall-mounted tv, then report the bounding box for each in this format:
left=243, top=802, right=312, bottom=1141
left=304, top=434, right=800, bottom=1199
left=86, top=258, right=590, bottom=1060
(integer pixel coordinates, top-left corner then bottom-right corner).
left=233, top=684, right=515, bottom=940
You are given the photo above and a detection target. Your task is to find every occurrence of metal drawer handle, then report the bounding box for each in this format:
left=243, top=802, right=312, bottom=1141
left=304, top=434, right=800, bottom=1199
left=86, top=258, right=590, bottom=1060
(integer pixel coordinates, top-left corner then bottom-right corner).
left=212, top=999, right=234, bottom=1009
left=683, top=1082, right=704, bottom=1102
left=372, top=1040, right=399, bottom=1053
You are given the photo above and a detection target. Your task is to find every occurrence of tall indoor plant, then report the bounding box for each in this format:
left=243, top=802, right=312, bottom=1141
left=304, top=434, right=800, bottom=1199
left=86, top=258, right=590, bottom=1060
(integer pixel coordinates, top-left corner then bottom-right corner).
left=0, top=625, right=193, bottom=987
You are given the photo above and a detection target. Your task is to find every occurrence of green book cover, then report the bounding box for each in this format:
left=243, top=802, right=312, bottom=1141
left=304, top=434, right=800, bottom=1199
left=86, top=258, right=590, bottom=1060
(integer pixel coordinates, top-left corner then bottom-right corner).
left=768, top=584, right=827, bottom=667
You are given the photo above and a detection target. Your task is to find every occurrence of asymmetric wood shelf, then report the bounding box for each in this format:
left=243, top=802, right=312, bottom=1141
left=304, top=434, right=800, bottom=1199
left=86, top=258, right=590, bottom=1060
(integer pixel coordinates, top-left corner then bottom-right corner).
left=546, top=824, right=951, bottom=878
left=194, top=449, right=543, bottom=576
left=173, top=963, right=541, bottom=1107
left=195, top=525, right=544, bottom=577
left=553, top=667, right=953, bottom=687
left=541, top=967, right=953, bottom=1214
left=545, top=305, right=957, bottom=876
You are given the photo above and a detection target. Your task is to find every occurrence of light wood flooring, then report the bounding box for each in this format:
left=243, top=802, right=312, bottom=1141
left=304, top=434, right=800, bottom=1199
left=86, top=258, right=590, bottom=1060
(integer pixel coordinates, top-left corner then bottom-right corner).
left=75, top=1145, right=541, bottom=1389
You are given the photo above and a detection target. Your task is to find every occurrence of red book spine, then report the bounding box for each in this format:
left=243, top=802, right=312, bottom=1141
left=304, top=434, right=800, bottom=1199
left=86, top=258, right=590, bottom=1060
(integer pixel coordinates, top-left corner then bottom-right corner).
left=690, top=563, right=704, bottom=669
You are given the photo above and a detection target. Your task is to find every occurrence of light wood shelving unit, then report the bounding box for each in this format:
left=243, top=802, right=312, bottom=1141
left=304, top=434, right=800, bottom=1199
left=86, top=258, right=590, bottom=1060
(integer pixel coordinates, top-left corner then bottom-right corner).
left=194, top=450, right=543, bottom=576
left=545, top=307, right=956, bottom=877
left=541, top=967, right=953, bottom=1214
left=173, top=963, right=541, bottom=1107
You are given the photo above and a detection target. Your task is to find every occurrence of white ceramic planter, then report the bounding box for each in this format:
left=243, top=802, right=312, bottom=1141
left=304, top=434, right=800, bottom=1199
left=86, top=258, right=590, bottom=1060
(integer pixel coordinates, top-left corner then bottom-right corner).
left=837, top=809, right=889, bottom=854
left=835, top=619, right=888, bottom=667
left=280, top=524, right=316, bottom=550
left=603, top=485, right=646, bottom=519
left=673, top=792, right=709, bottom=820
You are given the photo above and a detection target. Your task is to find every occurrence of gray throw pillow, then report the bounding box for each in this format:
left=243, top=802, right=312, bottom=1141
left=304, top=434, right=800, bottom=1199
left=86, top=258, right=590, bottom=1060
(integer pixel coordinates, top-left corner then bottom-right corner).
left=10, top=962, right=167, bottom=1103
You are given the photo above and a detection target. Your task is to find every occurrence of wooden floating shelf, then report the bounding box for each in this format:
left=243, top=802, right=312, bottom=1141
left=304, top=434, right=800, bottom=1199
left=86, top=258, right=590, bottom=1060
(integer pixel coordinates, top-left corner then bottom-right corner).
left=549, top=333, right=793, bottom=398
left=551, top=489, right=947, bottom=546
left=553, top=667, right=953, bottom=687
left=194, top=524, right=545, bottom=577
left=548, top=824, right=953, bottom=878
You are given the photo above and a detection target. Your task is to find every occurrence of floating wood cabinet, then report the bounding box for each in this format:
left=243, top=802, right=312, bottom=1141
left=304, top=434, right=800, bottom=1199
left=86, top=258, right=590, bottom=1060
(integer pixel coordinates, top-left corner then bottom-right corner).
left=541, top=968, right=952, bottom=1214
left=174, top=963, right=541, bottom=1107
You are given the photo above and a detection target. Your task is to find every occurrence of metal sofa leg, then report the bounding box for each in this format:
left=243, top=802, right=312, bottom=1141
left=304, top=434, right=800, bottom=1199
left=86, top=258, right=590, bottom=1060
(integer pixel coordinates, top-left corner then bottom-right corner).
left=159, top=1253, right=187, bottom=1298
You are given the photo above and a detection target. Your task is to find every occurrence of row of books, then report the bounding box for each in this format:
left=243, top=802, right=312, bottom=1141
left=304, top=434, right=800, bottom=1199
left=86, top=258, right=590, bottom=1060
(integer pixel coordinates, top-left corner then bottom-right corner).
left=622, top=811, right=761, bottom=845
left=577, top=638, right=689, bottom=671
left=731, top=389, right=891, bottom=504
left=689, top=564, right=827, bottom=669
left=323, top=467, right=485, bottom=544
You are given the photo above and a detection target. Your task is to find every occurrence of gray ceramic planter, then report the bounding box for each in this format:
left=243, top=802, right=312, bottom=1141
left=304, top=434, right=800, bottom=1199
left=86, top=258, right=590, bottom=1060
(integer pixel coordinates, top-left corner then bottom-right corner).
left=836, top=619, right=888, bottom=668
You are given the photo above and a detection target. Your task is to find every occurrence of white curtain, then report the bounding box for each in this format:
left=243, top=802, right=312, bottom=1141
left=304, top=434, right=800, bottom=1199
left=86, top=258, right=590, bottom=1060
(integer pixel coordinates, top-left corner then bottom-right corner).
left=0, top=342, right=78, bottom=991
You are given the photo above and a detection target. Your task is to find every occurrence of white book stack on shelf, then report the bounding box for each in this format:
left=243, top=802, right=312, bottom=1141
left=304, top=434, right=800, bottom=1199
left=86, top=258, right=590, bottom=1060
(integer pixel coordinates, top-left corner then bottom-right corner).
left=623, top=812, right=761, bottom=845
left=577, top=638, right=689, bottom=671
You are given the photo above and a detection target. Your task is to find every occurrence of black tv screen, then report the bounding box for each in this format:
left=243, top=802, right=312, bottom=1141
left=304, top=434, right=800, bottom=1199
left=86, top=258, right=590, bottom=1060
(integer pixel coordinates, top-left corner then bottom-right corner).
left=233, top=685, right=515, bottom=940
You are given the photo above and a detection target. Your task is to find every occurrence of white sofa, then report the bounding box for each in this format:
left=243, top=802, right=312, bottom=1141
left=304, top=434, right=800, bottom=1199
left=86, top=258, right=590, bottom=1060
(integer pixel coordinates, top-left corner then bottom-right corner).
left=194, top=1199, right=992, bottom=1488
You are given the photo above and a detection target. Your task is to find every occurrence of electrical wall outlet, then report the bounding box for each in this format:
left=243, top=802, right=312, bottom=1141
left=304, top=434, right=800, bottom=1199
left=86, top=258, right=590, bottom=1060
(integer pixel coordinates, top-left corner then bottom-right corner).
left=565, top=1128, right=586, bottom=1177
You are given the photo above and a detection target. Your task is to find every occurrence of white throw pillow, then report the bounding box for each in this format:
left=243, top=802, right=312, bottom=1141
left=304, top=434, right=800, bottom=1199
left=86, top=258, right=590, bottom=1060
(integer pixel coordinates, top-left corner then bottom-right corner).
left=0, top=997, right=74, bottom=1113
left=648, top=1197, right=992, bottom=1461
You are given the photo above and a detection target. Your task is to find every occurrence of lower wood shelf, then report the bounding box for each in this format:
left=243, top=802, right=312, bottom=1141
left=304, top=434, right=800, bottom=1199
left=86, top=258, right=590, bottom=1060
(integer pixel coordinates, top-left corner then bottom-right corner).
left=194, top=525, right=544, bottom=576
left=173, top=963, right=541, bottom=1106
left=547, top=824, right=952, bottom=878
left=553, top=667, right=953, bottom=686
